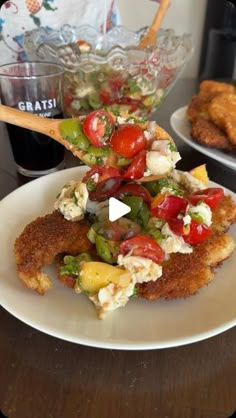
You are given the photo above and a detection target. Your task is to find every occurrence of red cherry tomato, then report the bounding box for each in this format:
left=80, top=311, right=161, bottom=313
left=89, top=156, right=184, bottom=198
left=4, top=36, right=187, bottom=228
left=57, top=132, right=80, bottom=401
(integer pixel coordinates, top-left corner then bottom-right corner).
left=83, top=109, right=114, bottom=147
left=188, top=187, right=224, bottom=209
left=114, top=183, right=151, bottom=205
left=151, top=195, right=188, bottom=220
left=110, top=124, right=146, bottom=158
left=119, top=234, right=165, bottom=264
left=123, top=150, right=146, bottom=180
left=82, top=166, right=122, bottom=201
left=168, top=218, right=190, bottom=236
left=183, top=220, right=212, bottom=245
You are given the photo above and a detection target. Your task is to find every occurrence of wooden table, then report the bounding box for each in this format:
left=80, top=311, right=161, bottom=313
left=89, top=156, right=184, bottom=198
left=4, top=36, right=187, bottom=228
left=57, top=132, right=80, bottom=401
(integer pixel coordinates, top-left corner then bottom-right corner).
left=0, top=79, right=235, bottom=418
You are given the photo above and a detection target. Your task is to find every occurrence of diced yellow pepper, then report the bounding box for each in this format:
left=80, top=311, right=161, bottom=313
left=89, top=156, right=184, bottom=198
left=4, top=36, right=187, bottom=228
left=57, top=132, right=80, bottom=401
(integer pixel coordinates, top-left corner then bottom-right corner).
left=189, top=164, right=208, bottom=186
left=79, top=261, right=131, bottom=294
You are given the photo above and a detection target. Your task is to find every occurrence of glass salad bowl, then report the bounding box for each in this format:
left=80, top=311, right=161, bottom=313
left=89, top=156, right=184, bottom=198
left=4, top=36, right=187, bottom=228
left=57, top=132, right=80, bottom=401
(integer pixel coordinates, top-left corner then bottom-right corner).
left=24, top=24, right=193, bottom=117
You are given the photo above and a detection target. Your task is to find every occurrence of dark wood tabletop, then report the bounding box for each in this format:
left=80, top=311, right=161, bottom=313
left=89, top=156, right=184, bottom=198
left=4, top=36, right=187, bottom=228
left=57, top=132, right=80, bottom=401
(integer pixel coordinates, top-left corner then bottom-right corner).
left=0, top=79, right=235, bottom=418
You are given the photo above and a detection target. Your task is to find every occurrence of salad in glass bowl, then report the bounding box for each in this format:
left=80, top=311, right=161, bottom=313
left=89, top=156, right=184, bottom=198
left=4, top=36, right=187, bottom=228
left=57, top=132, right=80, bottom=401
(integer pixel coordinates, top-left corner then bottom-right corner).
left=24, top=24, right=193, bottom=117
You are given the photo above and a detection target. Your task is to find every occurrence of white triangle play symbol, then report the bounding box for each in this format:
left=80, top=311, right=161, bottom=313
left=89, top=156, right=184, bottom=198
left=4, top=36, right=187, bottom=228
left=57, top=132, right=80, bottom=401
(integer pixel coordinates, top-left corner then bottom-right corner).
left=109, top=197, right=131, bottom=222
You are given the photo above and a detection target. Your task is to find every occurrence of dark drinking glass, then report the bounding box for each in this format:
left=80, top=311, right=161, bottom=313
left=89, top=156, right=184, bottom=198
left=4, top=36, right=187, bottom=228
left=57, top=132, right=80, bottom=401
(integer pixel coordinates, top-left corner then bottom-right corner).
left=0, top=62, right=65, bottom=177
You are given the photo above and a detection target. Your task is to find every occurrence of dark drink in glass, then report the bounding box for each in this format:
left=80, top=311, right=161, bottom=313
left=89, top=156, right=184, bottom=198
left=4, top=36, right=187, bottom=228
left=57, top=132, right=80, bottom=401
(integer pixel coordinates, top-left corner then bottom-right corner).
left=6, top=111, right=64, bottom=173
left=0, top=62, right=65, bottom=177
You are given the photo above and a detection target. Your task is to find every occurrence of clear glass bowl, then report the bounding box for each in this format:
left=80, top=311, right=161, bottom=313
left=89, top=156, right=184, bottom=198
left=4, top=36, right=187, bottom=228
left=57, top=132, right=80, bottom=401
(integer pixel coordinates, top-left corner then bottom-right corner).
left=24, top=24, right=193, bottom=117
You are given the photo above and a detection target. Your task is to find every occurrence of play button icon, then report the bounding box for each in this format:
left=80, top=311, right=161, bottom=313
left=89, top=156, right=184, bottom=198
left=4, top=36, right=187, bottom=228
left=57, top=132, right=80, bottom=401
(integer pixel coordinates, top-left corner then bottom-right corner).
left=109, top=197, right=131, bottom=222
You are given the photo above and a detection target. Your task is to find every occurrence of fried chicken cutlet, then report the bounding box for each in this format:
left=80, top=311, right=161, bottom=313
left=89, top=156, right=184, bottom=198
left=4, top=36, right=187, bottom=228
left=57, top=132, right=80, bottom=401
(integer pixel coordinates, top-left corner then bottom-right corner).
left=190, top=117, right=232, bottom=150
left=187, top=80, right=236, bottom=151
left=187, top=81, right=235, bottom=123
left=14, top=211, right=93, bottom=295
left=137, top=232, right=235, bottom=300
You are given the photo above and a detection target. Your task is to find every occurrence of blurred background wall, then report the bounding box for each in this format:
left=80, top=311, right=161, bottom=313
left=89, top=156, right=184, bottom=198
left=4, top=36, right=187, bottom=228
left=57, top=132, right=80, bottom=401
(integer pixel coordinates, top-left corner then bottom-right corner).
left=118, top=0, right=207, bottom=78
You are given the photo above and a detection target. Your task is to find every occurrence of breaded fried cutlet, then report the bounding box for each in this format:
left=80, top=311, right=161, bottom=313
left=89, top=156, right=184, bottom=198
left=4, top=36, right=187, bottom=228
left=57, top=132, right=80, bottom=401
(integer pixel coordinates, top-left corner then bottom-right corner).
left=187, top=81, right=236, bottom=150
left=208, top=93, right=236, bottom=146
left=137, top=232, right=235, bottom=300
left=187, top=81, right=235, bottom=123
left=190, top=117, right=232, bottom=150
left=14, top=211, right=93, bottom=295
left=187, top=95, right=213, bottom=122
left=137, top=194, right=236, bottom=300
left=211, top=194, right=236, bottom=233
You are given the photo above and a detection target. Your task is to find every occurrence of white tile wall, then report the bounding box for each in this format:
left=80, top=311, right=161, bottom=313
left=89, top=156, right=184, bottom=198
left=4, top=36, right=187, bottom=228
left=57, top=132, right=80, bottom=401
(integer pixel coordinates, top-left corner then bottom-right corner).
left=118, top=0, right=207, bottom=77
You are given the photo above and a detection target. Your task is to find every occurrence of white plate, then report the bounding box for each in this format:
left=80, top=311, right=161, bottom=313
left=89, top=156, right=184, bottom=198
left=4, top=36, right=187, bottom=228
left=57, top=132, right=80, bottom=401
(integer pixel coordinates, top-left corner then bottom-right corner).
left=170, top=106, right=236, bottom=170
left=0, top=166, right=235, bottom=350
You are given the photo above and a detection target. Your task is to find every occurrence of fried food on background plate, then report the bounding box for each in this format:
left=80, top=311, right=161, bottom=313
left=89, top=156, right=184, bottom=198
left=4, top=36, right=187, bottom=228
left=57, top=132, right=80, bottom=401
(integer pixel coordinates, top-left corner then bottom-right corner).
left=186, top=81, right=235, bottom=123
left=190, top=117, right=233, bottom=150
left=187, top=94, right=213, bottom=122
left=208, top=93, right=236, bottom=146
left=14, top=211, right=93, bottom=295
left=187, top=80, right=236, bottom=151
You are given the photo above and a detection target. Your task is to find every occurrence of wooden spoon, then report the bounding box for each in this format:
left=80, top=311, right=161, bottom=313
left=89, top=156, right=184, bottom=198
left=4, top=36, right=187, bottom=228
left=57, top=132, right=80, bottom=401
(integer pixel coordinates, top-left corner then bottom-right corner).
left=139, top=0, right=170, bottom=49
left=0, top=104, right=171, bottom=182
left=0, top=104, right=86, bottom=160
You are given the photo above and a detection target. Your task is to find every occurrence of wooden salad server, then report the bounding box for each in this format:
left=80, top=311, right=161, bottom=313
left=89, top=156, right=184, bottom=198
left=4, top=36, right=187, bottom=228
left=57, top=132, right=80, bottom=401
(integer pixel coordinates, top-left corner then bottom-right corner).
left=139, top=0, right=170, bottom=49
left=0, top=104, right=171, bottom=182
left=0, top=104, right=85, bottom=160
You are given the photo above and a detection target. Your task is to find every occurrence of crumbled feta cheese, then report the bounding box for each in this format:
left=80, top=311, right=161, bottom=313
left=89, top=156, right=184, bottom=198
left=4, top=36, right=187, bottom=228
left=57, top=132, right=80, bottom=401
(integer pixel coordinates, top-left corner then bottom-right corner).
left=117, top=254, right=162, bottom=283
left=145, top=140, right=181, bottom=176
left=54, top=181, right=88, bottom=221
left=117, top=116, right=128, bottom=125
left=160, top=223, right=192, bottom=254
left=188, top=202, right=212, bottom=226
left=182, top=214, right=191, bottom=225
left=146, top=151, right=172, bottom=176
left=171, top=170, right=205, bottom=192
left=89, top=280, right=135, bottom=319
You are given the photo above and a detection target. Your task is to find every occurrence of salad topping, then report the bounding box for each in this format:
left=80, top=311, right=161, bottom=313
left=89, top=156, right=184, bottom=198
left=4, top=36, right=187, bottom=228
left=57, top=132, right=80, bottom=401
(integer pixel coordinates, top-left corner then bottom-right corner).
left=59, top=110, right=181, bottom=181
left=54, top=163, right=224, bottom=318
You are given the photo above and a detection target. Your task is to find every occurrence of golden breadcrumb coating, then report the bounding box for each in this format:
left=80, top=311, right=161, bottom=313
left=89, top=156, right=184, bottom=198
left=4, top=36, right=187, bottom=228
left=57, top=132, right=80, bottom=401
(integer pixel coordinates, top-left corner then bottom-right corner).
left=14, top=211, right=93, bottom=295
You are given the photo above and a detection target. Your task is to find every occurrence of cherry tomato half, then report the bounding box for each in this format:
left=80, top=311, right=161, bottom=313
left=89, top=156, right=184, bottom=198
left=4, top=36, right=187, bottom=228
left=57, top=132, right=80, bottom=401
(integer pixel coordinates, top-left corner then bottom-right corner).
left=123, top=150, right=146, bottom=180
left=82, top=110, right=114, bottom=148
left=151, top=195, right=188, bottom=221
left=119, top=234, right=165, bottom=264
left=188, top=187, right=224, bottom=209
left=168, top=218, right=190, bottom=236
left=110, top=124, right=146, bottom=158
left=83, top=166, right=122, bottom=201
left=183, top=220, right=212, bottom=245
left=114, top=183, right=151, bottom=205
